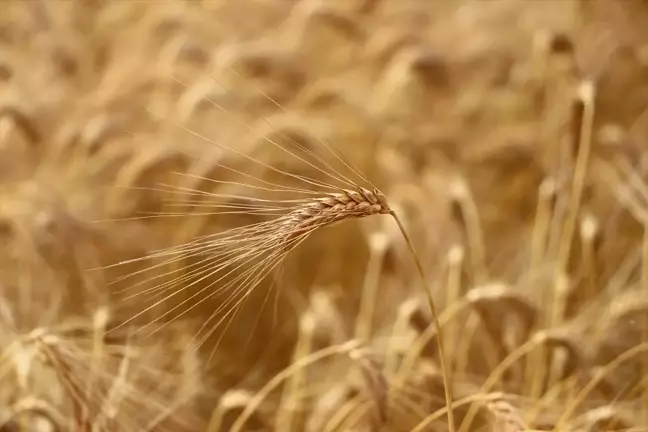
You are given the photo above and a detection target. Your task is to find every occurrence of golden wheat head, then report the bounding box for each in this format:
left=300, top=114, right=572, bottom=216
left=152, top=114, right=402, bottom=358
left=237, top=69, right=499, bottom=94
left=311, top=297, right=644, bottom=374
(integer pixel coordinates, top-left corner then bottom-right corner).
left=285, top=187, right=391, bottom=234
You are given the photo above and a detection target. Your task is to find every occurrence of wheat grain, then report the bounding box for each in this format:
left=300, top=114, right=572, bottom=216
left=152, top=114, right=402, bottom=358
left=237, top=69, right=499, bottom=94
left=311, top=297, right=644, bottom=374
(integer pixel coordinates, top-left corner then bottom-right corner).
left=280, top=187, right=391, bottom=238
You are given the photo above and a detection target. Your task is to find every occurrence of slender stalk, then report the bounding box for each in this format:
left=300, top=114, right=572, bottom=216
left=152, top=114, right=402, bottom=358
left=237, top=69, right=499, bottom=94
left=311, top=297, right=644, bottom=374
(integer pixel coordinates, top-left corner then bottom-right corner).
left=390, top=211, right=455, bottom=432
left=642, top=221, right=648, bottom=427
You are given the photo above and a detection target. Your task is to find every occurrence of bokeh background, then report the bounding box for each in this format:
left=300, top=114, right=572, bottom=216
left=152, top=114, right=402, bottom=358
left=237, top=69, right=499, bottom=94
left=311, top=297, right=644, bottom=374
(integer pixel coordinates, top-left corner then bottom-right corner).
left=2, top=0, right=648, bottom=430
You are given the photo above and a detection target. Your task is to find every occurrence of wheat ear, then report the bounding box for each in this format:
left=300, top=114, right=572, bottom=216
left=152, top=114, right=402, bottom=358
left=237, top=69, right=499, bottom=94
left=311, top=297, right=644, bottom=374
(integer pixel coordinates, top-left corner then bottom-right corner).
left=291, top=187, right=455, bottom=431
left=281, top=187, right=391, bottom=236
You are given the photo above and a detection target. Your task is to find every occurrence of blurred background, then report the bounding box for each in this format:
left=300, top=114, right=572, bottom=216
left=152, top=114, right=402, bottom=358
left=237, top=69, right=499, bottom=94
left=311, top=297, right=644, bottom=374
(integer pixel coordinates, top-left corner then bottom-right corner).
left=2, top=0, right=648, bottom=430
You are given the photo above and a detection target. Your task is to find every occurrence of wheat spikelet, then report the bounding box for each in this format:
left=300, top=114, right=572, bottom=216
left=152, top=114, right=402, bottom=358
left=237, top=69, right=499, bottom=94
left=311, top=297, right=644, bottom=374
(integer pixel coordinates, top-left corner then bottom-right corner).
left=281, top=187, right=391, bottom=240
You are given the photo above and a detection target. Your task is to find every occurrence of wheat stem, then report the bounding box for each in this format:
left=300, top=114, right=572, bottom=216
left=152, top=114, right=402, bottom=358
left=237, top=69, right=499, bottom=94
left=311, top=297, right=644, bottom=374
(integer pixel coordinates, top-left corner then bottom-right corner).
left=390, top=210, right=455, bottom=432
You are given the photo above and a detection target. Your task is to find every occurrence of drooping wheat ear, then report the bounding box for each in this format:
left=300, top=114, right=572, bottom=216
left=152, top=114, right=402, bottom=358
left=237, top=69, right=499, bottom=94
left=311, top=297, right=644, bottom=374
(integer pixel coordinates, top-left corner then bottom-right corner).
left=281, top=187, right=391, bottom=237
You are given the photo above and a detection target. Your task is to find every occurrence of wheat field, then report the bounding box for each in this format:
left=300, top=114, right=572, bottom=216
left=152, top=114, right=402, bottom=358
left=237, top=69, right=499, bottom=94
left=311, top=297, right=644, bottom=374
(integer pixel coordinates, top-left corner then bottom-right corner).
left=2, top=0, right=648, bottom=431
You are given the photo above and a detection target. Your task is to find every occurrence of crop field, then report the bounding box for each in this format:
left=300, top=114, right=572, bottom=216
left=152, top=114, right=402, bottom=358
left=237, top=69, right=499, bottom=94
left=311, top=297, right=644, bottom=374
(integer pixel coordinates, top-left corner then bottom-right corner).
left=1, top=0, right=648, bottom=431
